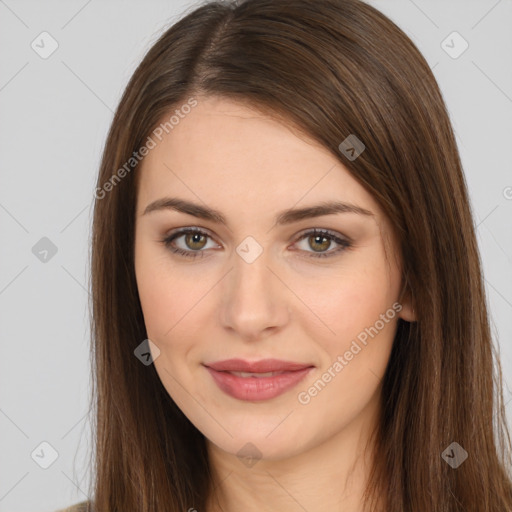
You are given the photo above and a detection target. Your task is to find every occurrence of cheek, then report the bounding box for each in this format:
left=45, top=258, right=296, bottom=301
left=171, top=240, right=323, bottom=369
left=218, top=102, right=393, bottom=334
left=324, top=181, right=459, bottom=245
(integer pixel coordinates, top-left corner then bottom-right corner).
left=292, top=251, right=399, bottom=383
left=134, top=239, right=183, bottom=341
left=293, top=267, right=398, bottom=421
left=299, top=262, right=394, bottom=338
left=134, top=240, right=212, bottom=360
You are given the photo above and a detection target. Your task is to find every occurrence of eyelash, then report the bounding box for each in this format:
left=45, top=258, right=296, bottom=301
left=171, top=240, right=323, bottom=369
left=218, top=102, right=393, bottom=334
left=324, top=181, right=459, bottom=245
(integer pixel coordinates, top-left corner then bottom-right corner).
left=161, top=227, right=352, bottom=260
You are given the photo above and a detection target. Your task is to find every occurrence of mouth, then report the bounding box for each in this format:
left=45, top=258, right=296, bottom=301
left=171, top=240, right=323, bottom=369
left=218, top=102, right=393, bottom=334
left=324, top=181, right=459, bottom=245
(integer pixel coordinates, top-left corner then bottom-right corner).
left=203, top=358, right=314, bottom=401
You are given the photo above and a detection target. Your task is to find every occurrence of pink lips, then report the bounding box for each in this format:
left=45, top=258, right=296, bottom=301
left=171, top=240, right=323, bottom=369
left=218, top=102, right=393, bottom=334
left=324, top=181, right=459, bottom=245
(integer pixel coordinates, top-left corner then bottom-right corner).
left=203, top=358, right=314, bottom=401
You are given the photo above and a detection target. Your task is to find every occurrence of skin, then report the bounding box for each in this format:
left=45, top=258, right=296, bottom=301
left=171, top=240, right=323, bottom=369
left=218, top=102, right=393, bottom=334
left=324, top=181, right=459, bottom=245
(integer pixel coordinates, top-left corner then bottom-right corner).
left=134, top=95, right=415, bottom=512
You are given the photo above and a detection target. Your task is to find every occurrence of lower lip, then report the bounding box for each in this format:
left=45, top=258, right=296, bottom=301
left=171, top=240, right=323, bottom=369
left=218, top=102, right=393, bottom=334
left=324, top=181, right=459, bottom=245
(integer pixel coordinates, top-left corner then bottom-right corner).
left=205, top=366, right=313, bottom=401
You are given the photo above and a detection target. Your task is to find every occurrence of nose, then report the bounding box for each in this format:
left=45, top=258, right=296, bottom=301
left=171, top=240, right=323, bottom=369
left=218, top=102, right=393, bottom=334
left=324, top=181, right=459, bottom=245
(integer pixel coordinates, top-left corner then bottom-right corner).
left=219, top=247, right=290, bottom=342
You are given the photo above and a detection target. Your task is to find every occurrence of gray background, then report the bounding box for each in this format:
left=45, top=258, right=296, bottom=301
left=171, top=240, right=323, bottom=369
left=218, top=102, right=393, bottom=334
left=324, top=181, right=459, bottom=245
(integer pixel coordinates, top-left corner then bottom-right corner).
left=0, top=0, right=511, bottom=510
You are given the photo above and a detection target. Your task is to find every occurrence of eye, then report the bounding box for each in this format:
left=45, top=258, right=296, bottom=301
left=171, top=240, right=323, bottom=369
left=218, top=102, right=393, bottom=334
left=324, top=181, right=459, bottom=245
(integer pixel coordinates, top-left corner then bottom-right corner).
left=161, top=228, right=219, bottom=259
left=161, top=227, right=352, bottom=259
left=292, top=228, right=352, bottom=258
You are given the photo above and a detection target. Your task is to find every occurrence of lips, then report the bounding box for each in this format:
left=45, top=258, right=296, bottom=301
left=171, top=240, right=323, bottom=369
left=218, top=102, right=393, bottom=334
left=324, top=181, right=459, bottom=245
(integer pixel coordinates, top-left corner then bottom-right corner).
left=203, top=358, right=314, bottom=401
left=205, top=358, right=312, bottom=373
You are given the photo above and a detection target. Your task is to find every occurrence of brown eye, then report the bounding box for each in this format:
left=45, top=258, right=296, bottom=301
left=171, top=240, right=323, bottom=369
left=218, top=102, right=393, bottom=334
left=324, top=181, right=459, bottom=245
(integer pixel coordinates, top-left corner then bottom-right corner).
left=294, top=229, right=351, bottom=259
left=162, top=228, right=217, bottom=259
left=162, top=227, right=351, bottom=260
left=308, top=234, right=332, bottom=253
left=183, top=232, right=207, bottom=250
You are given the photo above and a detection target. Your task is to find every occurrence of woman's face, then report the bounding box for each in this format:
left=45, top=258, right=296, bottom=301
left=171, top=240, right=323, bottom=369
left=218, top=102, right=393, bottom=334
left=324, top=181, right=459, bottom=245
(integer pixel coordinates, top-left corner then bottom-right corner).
left=134, top=95, right=414, bottom=461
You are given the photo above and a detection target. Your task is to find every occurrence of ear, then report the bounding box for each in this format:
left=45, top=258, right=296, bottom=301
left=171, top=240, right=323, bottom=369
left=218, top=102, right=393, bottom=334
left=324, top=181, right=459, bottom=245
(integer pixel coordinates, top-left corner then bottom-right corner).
left=397, top=287, right=416, bottom=322
left=398, top=301, right=416, bottom=322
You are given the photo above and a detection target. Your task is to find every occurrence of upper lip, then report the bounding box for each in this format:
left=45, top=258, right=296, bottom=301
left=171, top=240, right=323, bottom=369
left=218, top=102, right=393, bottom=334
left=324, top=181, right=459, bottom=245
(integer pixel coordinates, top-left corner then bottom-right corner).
left=204, top=358, right=314, bottom=373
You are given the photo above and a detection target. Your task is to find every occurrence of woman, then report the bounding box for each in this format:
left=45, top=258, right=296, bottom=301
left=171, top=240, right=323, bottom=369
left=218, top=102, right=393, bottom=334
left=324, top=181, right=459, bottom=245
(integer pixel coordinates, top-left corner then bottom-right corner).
left=60, top=0, right=512, bottom=510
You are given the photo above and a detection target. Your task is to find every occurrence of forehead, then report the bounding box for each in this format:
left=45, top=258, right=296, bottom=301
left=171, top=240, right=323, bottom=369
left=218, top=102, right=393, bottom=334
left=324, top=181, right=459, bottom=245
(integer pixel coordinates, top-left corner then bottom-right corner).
left=137, top=96, right=381, bottom=218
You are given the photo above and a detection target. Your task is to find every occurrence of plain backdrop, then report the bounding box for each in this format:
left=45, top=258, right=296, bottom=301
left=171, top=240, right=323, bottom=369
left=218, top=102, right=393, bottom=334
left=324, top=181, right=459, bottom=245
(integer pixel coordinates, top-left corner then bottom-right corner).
left=0, top=0, right=511, bottom=510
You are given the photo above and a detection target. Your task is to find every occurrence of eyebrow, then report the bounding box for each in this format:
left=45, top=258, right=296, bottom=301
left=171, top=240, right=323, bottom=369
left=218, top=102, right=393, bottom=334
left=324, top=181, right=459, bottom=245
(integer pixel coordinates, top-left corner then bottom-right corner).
left=142, top=197, right=374, bottom=225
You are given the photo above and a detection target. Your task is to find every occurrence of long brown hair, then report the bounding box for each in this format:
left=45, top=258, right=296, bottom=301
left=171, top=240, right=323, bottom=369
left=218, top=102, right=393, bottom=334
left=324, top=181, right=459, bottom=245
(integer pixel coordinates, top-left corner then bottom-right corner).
left=88, top=0, right=512, bottom=510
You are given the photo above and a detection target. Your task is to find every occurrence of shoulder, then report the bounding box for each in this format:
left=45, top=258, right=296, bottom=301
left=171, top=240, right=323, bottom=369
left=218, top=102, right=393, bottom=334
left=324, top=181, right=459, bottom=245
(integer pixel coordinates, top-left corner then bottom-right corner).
left=54, top=501, right=93, bottom=512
